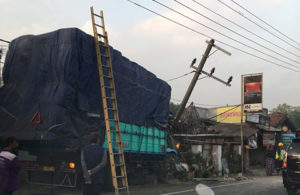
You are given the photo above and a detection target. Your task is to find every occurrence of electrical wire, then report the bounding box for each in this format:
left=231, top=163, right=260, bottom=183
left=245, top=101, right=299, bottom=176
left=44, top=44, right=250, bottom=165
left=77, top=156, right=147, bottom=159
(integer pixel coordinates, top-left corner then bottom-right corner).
left=230, top=0, right=300, bottom=47
left=167, top=71, right=194, bottom=82
left=216, top=106, right=240, bottom=123
left=173, top=0, right=300, bottom=66
left=0, top=39, right=10, bottom=44
left=191, top=0, right=300, bottom=59
left=205, top=104, right=240, bottom=121
left=198, top=75, right=208, bottom=80
left=171, top=98, right=225, bottom=107
left=154, top=0, right=300, bottom=70
left=208, top=49, right=218, bottom=57
left=127, top=0, right=300, bottom=73
left=216, top=0, right=300, bottom=51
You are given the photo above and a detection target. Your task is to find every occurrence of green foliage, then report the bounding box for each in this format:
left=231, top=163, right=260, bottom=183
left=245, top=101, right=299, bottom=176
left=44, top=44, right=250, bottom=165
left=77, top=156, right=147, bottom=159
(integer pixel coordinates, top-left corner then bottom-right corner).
left=272, top=103, right=293, bottom=114
left=169, top=102, right=180, bottom=116
left=185, top=152, right=211, bottom=178
left=272, top=103, right=300, bottom=129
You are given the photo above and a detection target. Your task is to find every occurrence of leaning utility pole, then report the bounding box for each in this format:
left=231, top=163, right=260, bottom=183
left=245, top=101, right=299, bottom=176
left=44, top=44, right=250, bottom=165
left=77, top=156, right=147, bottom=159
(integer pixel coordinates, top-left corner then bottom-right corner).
left=174, top=39, right=232, bottom=122
left=174, top=39, right=215, bottom=122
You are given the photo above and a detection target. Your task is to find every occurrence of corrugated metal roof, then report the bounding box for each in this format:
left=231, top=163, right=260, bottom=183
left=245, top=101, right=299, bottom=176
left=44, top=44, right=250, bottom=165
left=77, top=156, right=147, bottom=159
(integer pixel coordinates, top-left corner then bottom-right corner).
left=207, top=123, right=258, bottom=137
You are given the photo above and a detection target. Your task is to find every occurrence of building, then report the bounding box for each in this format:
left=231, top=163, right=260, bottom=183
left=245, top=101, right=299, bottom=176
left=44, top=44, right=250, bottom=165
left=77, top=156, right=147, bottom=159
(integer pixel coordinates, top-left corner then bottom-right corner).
left=173, top=102, right=298, bottom=175
left=173, top=103, right=260, bottom=175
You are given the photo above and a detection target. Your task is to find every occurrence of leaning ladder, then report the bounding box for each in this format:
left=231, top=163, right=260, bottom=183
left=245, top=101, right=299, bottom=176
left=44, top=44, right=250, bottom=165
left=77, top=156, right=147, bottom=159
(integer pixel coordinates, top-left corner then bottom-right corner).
left=90, top=7, right=129, bottom=195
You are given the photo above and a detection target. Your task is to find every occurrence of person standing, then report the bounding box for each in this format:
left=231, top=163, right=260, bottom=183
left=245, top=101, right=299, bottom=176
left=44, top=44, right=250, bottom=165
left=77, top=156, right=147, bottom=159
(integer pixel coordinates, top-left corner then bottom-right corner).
left=275, top=142, right=285, bottom=175
left=81, top=133, right=107, bottom=195
left=265, top=145, right=275, bottom=176
left=0, top=137, right=21, bottom=195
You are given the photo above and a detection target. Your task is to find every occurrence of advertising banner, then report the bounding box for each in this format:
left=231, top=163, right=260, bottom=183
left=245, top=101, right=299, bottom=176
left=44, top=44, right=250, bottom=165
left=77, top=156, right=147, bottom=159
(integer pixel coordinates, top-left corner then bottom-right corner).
left=216, top=106, right=245, bottom=123
left=242, top=73, right=263, bottom=113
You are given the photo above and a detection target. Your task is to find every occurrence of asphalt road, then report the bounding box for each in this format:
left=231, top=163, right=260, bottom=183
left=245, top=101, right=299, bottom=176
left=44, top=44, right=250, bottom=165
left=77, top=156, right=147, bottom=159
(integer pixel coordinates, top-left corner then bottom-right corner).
left=15, top=176, right=293, bottom=195
left=208, top=176, right=288, bottom=195
left=162, top=176, right=291, bottom=195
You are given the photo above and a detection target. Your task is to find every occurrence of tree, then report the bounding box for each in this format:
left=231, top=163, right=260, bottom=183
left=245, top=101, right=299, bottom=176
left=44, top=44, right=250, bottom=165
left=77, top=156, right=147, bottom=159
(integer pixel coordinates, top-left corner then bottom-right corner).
left=272, top=103, right=300, bottom=129
left=169, top=102, right=180, bottom=116
left=271, top=103, right=293, bottom=114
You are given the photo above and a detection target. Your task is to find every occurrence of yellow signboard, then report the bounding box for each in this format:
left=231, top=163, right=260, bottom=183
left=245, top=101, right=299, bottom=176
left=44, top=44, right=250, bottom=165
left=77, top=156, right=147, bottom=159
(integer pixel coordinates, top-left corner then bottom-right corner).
left=216, top=106, right=245, bottom=123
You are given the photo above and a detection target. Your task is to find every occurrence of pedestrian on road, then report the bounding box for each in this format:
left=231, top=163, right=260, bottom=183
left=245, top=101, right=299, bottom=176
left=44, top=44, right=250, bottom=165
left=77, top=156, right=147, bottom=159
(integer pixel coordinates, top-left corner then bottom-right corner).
left=275, top=142, right=285, bottom=175
left=81, top=133, right=107, bottom=195
left=0, top=137, right=21, bottom=195
left=265, top=145, right=275, bottom=176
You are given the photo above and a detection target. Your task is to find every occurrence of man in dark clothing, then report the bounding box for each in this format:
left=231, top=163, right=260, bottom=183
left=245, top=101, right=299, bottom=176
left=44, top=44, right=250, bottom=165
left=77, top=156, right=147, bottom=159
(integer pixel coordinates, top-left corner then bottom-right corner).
left=0, top=137, right=21, bottom=195
left=265, top=145, right=275, bottom=176
left=81, top=133, right=107, bottom=195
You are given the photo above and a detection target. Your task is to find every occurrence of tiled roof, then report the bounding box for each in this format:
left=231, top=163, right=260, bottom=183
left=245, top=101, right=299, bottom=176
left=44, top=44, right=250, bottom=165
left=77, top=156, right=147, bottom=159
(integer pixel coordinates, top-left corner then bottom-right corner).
left=268, top=113, right=286, bottom=127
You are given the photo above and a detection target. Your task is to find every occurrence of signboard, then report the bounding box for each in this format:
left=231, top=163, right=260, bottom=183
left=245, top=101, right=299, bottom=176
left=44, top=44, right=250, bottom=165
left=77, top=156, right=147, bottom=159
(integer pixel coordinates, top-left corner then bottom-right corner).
left=280, top=133, right=296, bottom=145
left=263, top=132, right=275, bottom=146
left=242, top=73, right=263, bottom=112
left=216, top=106, right=245, bottom=123
left=246, top=114, right=270, bottom=129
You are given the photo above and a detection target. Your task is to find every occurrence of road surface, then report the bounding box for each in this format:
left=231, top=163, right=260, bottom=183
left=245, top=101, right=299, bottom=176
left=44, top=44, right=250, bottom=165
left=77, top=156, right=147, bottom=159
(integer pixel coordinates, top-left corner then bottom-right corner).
left=162, top=176, right=291, bottom=195
left=15, top=176, right=293, bottom=195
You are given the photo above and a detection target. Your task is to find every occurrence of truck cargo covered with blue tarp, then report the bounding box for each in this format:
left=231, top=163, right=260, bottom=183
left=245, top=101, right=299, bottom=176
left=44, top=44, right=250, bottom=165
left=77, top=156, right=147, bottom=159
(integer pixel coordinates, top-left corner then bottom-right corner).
left=0, top=28, right=171, bottom=151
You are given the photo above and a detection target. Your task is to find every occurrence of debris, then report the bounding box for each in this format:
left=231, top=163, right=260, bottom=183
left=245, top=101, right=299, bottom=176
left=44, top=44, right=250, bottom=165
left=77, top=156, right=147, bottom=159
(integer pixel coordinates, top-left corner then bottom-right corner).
left=235, top=173, right=249, bottom=181
left=193, top=177, right=219, bottom=181
left=220, top=177, right=236, bottom=182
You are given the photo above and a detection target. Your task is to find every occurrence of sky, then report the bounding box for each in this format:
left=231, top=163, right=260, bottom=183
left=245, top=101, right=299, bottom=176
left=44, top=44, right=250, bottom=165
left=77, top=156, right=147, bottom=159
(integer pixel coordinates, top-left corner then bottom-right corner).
left=1, top=0, right=300, bottom=110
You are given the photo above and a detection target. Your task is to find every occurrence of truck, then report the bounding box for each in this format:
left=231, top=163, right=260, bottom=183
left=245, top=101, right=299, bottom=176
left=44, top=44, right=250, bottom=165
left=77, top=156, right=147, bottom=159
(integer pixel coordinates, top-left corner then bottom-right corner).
left=0, top=28, right=178, bottom=187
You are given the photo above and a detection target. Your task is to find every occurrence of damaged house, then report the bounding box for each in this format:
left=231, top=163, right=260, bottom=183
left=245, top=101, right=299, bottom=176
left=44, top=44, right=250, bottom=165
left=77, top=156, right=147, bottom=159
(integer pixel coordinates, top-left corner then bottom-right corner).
left=172, top=103, right=260, bottom=175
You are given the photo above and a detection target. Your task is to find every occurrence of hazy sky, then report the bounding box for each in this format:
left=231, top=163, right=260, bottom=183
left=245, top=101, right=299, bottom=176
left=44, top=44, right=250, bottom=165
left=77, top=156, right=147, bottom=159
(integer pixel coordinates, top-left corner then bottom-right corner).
left=1, top=0, right=300, bottom=110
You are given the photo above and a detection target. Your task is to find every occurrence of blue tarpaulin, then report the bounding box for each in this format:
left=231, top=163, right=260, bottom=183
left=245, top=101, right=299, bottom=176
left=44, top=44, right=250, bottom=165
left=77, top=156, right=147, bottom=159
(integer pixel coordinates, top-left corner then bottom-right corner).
left=0, top=28, right=171, bottom=149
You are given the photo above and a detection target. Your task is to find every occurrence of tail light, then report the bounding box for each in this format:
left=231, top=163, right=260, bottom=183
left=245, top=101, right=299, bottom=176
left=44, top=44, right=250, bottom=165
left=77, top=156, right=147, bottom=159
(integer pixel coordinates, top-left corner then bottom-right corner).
left=283, top=161, right=287, bottom=168
left=69, top=162, right=75, bottom=169
left=176, top=143, right=180, bottom=150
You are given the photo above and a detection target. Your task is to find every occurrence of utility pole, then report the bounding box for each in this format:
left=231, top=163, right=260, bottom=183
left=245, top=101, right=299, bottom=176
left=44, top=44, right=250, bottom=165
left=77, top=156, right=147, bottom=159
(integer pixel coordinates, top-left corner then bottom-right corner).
left=174, top=39, right=215, bottom=122
left=240, top=75, right=244, bottom=175
left=174, top=39, right=232, bottom=122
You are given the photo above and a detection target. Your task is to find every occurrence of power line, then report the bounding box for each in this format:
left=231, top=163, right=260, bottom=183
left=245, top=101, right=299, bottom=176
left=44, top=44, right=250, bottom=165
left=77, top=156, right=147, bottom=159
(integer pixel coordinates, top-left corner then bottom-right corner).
left=127, top=0, right=300, bottom=73
left=216, top=0, right=300, bottom=52
left=0, top=39, right=10, bottom=44
left=198, top=75, right=208, bottom=80
left=167, top=71, right=194, bottom=82
left=154, top=0, right=300, bottom=70
left=217, top=106, right=239, bottom=123
left=192, top=0, right=300, bottom=59
left=230, top=0, right=300, bottom=47
left=171, top=98, right=225, bottom=107
left=205, top=104, right=240, bottom=121
left=173, top=0, right=300, bottom=66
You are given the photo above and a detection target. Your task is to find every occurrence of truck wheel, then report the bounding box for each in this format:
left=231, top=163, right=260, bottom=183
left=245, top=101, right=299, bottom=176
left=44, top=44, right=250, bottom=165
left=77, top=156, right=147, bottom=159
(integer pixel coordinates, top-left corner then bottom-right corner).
left=286, top=187, right=297, bottom=195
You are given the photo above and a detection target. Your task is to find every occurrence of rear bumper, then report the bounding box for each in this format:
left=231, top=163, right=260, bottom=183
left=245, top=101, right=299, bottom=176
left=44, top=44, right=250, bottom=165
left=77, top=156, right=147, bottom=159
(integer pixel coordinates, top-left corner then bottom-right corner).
left=282, top=169, right=300, bottom=188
